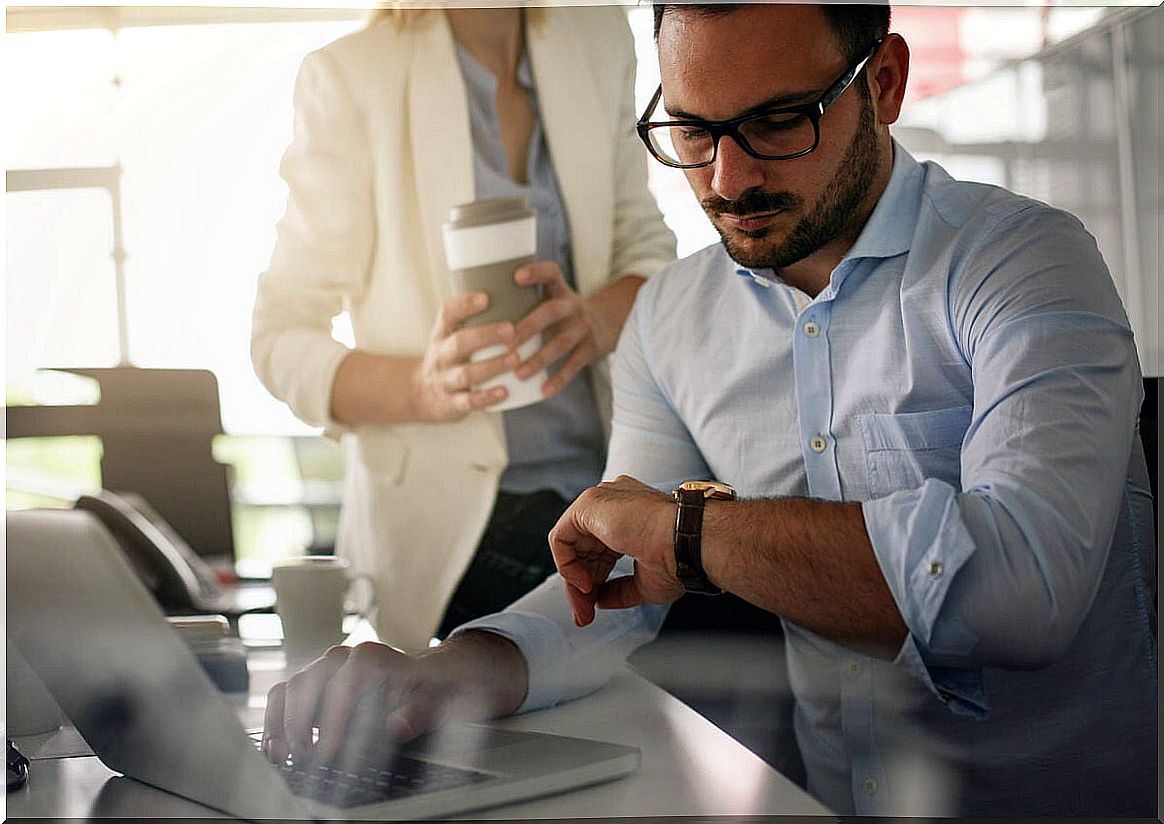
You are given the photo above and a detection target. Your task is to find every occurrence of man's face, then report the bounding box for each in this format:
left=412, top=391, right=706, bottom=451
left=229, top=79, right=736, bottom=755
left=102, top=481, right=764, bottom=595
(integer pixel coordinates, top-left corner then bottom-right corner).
left=657, top=5, right=885, bottom=272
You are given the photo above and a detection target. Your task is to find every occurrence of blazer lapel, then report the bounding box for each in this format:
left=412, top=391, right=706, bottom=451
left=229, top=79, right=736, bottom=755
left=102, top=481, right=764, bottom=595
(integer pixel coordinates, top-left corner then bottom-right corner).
left=528, top=12, right=613, bottom=297
left=407, top=14, right=475, bottom=305
left=407, top=16, right=507, bottom=453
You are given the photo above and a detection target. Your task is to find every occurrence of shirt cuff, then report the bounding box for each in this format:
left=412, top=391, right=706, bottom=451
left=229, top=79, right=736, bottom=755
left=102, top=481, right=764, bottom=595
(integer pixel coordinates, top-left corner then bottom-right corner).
left=451, top=610, right=572, bottom=713
left=451, top=560, right=667, bottom=714
left=863, top=478, right=978, bottom=652
left=865, top=478, right=990, bottom=715
left=895, top=636, right=989, bottom=719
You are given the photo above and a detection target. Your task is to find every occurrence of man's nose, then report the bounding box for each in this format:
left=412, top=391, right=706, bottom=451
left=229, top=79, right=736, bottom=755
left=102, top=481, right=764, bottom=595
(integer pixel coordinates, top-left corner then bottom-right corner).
left=710, top=135, right=766, bottom=202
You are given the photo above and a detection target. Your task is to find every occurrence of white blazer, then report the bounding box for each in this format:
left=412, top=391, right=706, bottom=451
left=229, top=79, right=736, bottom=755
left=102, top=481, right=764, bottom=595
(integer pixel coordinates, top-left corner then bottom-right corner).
left=252, top=8, right=676, bottom=650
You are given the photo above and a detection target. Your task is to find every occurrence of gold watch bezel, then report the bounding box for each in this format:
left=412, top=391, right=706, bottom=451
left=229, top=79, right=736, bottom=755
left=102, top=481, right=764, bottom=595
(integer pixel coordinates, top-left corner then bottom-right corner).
left=675, top=480, right=736, bottom=500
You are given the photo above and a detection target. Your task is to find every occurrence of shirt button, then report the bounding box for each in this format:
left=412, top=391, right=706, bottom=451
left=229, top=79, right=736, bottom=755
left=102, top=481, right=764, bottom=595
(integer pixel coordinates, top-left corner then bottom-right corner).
left=803, top=321, right=820, bottom=337
left=848, top=661, right=861, bottom=676
left=809, top=435, right=827, bottom=453
left=863, top=777, right=877, bottom=795
left=928, top=560, right=945, bottom=578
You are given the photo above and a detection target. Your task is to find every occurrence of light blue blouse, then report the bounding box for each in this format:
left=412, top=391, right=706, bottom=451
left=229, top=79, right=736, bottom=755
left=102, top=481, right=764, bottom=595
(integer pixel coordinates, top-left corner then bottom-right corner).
left=455, top=42, right=605, bottom=502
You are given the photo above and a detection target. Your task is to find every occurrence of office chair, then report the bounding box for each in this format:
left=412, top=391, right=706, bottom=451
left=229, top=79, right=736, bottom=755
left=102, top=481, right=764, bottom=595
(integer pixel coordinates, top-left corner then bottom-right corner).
left=6, top=366, right=235, bottom=561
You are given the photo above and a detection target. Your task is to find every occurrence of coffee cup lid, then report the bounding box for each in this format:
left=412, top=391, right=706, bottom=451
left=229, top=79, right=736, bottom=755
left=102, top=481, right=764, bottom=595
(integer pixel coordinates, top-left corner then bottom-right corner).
left=446, top=195, right=533, bottom=229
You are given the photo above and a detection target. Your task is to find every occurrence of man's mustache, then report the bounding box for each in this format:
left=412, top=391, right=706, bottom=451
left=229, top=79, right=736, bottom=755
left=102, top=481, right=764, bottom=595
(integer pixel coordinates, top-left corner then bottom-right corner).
left=701, top=190, right=802, bottom=217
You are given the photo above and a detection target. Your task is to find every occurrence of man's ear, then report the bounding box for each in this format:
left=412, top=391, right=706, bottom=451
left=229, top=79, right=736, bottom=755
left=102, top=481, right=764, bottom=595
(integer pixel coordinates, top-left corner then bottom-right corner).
left=869, top=33, right=909, bottom=126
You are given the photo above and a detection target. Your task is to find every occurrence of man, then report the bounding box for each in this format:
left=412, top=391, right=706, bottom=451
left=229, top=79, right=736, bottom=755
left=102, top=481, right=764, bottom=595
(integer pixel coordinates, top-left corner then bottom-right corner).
left=263, top=4, right=1157, bottom=816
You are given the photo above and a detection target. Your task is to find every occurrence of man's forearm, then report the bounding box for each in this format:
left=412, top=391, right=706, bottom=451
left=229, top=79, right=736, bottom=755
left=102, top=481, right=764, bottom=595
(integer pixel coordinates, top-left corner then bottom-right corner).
left=426, top=630, right=529, bottom=718
left=701, top=498, right=908, bottom=658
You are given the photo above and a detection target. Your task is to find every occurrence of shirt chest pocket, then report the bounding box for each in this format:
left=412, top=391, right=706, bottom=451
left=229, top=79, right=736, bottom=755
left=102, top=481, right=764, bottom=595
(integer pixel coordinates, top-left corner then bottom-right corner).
left=854, top=405, right=972, bottom=498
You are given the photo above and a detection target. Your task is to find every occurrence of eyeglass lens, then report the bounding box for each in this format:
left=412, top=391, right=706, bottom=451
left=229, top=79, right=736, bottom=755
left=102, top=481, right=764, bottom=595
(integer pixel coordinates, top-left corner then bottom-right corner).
left=645, top=110, right=817, bottom=167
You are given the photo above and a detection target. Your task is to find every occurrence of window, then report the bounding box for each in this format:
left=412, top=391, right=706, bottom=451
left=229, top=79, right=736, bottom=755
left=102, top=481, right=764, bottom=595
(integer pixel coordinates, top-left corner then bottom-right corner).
left=7, top=15, right=362, bottom=570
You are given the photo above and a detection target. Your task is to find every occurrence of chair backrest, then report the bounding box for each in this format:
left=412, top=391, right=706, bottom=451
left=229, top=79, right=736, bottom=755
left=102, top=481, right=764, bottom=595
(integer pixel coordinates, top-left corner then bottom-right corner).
left=6, top=367, right=235, bottom=560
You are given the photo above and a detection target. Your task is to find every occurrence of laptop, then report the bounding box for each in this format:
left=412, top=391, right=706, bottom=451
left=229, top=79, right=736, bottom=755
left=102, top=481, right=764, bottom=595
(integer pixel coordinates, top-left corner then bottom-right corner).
left=6, top=509, right=641, bottom=821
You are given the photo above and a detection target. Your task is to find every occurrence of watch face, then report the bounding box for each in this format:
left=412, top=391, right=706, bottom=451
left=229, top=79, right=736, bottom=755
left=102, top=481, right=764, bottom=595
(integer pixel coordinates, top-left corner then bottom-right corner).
left=678, top=480, right=736, bottom=500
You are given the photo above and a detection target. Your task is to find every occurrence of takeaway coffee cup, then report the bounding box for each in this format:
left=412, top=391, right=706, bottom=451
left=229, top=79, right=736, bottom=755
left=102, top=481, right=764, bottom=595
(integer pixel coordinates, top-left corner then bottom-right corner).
left=271, top=556, right=371, bottom=661
left=442, top=195, right=548, bottom=411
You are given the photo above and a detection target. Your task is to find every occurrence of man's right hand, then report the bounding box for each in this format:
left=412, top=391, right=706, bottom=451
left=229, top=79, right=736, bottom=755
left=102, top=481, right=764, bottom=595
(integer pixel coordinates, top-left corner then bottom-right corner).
left=261, top=631, right=528, bottom=767
left=411, top=292, right=522, bottom=422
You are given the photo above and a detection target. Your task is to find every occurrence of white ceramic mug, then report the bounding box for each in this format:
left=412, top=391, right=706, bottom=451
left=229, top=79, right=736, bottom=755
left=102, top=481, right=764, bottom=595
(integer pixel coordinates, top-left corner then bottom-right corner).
left=271, top=556, right=372, bottom=661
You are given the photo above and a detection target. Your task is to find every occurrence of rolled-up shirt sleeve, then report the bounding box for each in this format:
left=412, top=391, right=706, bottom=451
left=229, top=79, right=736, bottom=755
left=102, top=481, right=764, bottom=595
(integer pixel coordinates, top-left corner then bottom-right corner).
left=863, top=204, right=1142, bottom=713
left=453, top=561, right=668, bottom=713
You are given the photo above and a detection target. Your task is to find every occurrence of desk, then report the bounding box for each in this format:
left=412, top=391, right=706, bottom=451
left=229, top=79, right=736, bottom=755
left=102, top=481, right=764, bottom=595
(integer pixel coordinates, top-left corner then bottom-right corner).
left=8, top=649, right=831, bottom=820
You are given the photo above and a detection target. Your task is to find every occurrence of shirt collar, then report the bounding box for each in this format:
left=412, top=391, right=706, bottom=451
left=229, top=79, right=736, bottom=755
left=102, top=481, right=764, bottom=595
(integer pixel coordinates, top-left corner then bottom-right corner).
left=733, top=141, right=924, bottom=285
left=841, top=140, right=923, bottom=263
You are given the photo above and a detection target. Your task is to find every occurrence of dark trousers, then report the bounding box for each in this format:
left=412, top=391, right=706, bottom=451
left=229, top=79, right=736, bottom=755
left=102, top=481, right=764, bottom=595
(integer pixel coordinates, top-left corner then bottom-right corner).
left=437, top=489, right=568, bottom=639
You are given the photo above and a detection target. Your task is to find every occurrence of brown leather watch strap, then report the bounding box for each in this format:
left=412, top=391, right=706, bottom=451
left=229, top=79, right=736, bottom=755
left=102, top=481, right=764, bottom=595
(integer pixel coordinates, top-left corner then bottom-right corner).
left=672, top=481, right=735, bottom=595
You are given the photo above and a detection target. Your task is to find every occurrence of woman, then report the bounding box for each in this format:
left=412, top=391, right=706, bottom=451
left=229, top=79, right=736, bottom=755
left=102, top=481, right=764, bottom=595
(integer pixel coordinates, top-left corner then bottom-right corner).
left=251, top=6, right=675, bottom=651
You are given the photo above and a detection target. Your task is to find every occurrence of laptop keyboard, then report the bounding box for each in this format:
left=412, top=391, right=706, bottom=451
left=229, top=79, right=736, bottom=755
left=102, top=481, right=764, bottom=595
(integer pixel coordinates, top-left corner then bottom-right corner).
left=247, top=730, right=490, bottom=808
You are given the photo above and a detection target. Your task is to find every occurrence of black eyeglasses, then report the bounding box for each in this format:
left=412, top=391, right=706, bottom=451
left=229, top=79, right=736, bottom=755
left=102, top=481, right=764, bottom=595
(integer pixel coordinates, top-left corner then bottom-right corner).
left=636, top=39, right=883, bottom=169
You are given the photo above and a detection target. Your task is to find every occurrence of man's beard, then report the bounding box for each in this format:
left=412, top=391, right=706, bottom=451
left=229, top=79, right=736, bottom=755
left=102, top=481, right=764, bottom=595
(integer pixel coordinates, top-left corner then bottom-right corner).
left=703, top=93, right=880, bottom=272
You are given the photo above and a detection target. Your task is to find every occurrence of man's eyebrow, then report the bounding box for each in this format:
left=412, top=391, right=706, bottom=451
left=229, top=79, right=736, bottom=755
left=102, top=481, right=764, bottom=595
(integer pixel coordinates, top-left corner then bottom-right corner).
left=664, top=89, right=820, bottom=121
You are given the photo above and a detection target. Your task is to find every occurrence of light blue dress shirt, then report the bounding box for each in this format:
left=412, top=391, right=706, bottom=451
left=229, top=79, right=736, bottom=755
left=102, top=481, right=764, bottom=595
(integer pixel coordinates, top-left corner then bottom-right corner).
left=457, top=145, right=1157, bottom=816
left=455, top=43, right=606, bottom=502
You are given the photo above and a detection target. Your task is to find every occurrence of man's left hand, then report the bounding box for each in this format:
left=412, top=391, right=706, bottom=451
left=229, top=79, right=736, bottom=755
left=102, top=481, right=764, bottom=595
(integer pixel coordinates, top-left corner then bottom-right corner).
left=548, top=475, right=680, bottom=627
left=511, top=262, right=623, bottom=399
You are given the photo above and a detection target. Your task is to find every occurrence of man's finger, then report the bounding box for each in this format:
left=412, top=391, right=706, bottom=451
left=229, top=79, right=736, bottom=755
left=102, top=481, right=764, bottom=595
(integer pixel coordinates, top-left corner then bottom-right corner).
left=547, top=513, right=586, bottom=572
left=564, top=580, right=598, bottom=627
left=386, top=682, right=448, bottom=743
left=313, top=642, right=396, bottom=763
left=282, top=646, right=351, bottom=761
left=553, top=552, right=595, bottom=594
left=262, top=681, right=289, bottom=763
left=594, top=575, right=647, bottom=611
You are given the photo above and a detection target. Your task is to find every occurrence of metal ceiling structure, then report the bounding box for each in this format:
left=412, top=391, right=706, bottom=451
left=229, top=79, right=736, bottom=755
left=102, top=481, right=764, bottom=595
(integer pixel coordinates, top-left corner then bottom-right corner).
left=5, top=6, right=369, bottom=32
left=4, top=1, right=632, bottom=32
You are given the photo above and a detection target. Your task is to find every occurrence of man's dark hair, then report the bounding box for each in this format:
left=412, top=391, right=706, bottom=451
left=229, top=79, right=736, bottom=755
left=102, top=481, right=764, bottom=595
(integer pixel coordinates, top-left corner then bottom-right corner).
left=651, top=3, right=891, bottom=63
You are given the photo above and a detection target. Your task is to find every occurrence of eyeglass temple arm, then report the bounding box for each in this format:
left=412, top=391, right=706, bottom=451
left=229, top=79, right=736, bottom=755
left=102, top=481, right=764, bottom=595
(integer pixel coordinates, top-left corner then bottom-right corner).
left=819, top=39, right=884, bottom=113
left=636, top=85, right=664, bottom=127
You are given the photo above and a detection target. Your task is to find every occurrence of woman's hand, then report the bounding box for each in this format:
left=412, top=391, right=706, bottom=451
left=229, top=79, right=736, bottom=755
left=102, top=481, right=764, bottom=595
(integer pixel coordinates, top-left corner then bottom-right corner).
left=411, top=292, right=522, bottom=422
left=511, top=265, right=644, bottom=399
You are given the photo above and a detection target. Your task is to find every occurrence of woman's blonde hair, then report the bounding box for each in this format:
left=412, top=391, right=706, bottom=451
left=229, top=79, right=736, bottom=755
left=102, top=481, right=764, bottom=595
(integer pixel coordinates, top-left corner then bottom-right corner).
left=366, top=6, right=546, bottom=31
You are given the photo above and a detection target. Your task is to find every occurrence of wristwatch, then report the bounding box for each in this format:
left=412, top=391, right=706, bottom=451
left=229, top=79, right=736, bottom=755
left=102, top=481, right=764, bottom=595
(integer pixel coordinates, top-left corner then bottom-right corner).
left=672, top=480, right=736, bottom=595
